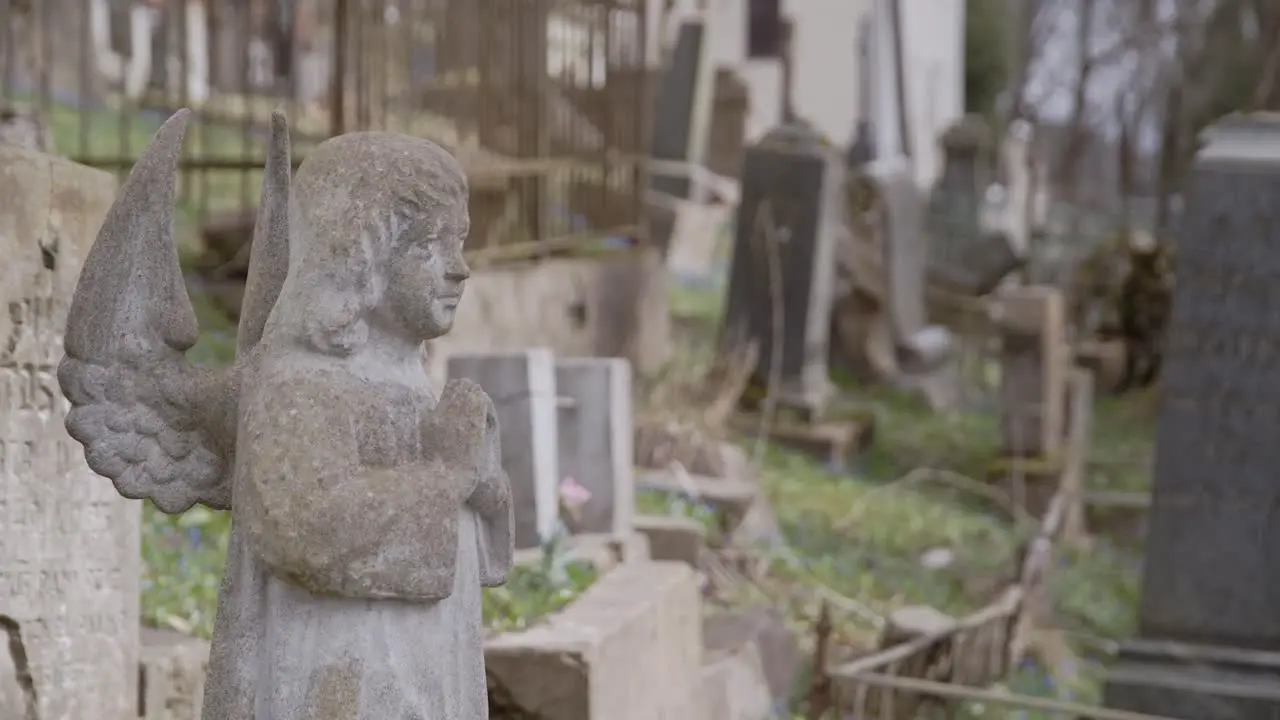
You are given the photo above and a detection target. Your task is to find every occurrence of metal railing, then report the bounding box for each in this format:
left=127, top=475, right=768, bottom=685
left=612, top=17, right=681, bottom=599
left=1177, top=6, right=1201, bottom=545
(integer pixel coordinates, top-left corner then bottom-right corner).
left=1, top=0, right=652, bottom=253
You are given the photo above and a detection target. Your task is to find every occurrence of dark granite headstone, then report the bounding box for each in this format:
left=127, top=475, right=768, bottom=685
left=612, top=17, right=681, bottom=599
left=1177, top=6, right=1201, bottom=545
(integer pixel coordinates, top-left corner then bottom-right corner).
left=1102, top=114, right=1280, bottom=719
left=723, top=123, right=842, bottom=418
left=651, top=21, right=709, bottom=199
left=925, top=116, right=1022, bottom=296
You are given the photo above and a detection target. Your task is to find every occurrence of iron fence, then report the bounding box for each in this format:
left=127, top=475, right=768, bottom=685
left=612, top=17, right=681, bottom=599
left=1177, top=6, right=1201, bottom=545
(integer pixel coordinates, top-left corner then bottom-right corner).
left=0, top=0, right=652, bottom=255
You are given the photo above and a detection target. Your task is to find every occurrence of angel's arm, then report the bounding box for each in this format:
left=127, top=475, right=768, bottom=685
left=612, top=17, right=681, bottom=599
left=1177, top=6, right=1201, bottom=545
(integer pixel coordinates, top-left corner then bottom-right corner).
left=238, top=370, right=468, bottom=601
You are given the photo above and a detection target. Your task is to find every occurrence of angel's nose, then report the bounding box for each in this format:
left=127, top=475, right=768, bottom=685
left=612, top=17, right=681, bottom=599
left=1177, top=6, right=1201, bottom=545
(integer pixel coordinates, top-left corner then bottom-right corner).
left=446, top=253, right=470, bottom=283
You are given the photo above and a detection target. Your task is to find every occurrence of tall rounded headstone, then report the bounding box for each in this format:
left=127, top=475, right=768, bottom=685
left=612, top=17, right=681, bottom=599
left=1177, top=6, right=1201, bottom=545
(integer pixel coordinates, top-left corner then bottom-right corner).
left=1102, top=113, right=1280, bottom=719
left=724, top=120, right=842, bottom=420
left=0, top=146, right=139, bottom=719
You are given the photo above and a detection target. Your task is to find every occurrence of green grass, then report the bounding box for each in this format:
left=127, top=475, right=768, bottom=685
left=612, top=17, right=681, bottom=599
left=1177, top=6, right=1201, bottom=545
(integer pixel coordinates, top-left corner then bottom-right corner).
left=482, top=536, right=599, bottom=634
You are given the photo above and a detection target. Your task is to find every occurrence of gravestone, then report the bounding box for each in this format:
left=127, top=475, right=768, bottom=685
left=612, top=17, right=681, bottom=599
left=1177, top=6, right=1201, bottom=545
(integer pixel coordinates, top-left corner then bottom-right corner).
left=555, top=357, right=634, bottom=536
left=1102, top=114, right=1280, bottom=719
left=650, top=19, right=715, bottom=200
left=926, top=115, right=1022, bottom=296
left=449, top=349, right=560, bottom=549
left=994, top=286, right=1067, bottom=458
left=0, top=145, right=139, bottom=718
left=724, top=122, right=842, bottom=418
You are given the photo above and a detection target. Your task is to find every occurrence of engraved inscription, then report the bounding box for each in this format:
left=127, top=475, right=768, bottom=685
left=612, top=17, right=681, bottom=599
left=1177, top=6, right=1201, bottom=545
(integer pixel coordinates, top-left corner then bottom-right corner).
left=1, top=360, right=136, bottom=719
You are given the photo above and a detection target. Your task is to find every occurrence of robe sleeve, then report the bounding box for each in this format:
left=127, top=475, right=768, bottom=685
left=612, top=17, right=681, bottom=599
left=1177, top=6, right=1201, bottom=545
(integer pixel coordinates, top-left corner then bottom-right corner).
left=238, top=371, right=466, bottom=601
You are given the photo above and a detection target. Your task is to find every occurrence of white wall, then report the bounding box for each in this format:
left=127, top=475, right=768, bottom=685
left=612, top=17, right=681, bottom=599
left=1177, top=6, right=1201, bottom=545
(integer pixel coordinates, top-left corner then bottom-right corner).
left=897, top=0, right=966, bottom=188
left=649, top=0, right=964, bottom=190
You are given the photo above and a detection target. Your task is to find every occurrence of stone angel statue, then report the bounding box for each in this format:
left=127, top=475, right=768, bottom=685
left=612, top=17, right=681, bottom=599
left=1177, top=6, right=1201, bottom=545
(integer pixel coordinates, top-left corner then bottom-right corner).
left=57, top=109, right=513, bottom=719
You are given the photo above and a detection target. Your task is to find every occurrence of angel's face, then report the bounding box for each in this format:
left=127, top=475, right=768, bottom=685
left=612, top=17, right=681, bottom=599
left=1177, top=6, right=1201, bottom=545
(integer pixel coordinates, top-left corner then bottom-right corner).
left=384, top=204, right=471, bottom=341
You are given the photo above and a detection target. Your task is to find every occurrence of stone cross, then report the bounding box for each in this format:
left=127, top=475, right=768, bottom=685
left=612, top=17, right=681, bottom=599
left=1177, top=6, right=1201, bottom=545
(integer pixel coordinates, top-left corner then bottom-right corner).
left=723, top=121, right=842, bottom=420
left=448, top=349, right=560, bottom=550
left=1, top=137, right=139, bottom=720
left=1102, top=114, right=1280, bottom=719
left=994, top=285, right=1067, bottom=459
left=56, top=109, right=513, bottom=720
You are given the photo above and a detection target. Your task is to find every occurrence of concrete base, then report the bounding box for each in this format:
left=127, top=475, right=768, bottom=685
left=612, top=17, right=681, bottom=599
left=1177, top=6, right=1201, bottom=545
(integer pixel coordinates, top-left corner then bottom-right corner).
left=1103, top=639, right=1280, bottom=720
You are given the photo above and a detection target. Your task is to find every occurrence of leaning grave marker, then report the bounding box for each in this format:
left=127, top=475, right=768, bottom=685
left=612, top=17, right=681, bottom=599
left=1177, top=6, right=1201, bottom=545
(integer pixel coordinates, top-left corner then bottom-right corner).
left=1102, top=114, right=1280, bottom=719
left=724, top=121, right=843, bottom=419
left=0, top=145, right=139, bottom=718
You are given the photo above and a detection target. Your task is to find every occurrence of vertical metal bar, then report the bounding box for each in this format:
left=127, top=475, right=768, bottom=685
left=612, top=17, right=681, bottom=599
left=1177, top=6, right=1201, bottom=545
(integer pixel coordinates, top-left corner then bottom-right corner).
left=79, top=0, right=92, bottom=157
left=117, top=1, right=132, bottom=186
left=1, top=0, right=15, bottom=99
left=635, top=0, right=651, bottom=242
left=331, top=0, right=348, bottom=134
left=355, top=0, right=369, bottom=129
left=37, top=0, right=52, bottom=132
left=239, top=0, right=252, bottom=210
left=178, top=0, right=191, bottom=204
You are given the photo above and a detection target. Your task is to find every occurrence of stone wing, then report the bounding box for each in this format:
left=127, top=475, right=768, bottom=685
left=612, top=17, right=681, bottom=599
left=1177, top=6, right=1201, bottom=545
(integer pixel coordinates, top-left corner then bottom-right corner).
left=236, top=110, right=291, bottom=355
left=57, top=110, right=239, bottom=512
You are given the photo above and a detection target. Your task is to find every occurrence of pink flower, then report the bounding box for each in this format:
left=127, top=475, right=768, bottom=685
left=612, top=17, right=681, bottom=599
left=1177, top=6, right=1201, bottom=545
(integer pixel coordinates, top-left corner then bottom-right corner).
left=559, top=476, right=592, bottom=509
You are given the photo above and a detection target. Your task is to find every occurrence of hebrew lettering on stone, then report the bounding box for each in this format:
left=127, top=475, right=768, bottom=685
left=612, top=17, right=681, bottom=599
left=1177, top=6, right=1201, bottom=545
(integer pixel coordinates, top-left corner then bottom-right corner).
left=56, top=109, right=513, bottom=719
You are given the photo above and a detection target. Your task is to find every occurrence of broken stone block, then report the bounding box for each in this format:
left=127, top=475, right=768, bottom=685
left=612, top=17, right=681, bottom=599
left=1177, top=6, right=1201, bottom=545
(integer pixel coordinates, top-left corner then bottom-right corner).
left=486, top=562, right=703, bottom=719
left=139, top=628, right=210, bottom=720
left=633, top=515, right=708, bottom=567
left=700, top=642, right=774, bottom=720
left=703, top=607, right=802, bottom=706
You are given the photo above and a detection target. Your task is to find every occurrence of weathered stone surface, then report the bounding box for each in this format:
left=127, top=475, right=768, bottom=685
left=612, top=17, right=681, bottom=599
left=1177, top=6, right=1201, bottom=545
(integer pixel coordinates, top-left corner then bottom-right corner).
left=1104, top=114, right=1280, bottom=719
left=449, top=349, right=559, bottom=550
left=555, top=357, right=634, bottom=536
left=426, top=248, right=671, bottom=383
left=700, top=643, right=773, bottom=720
left=633, top=515, right=707, bottom=567
left=703, top=607, right=802, bottom=706
left=140, top=628, right=210, bottom=720
left=56, top=112, right=513, bottom=719
left=995, top=286, right=1067, bottom=457
left=0, top=144, right=139, bottom=720
left=486, top=561, right=703, bottom=719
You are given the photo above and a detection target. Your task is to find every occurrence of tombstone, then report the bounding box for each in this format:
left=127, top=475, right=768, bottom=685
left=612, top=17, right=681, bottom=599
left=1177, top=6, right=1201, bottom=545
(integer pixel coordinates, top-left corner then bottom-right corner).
left=724, top=122, right=842, bottom=419
left=650, top=19, right=715, bottom=200
left=926, top=115, right=1023, bottom=296
left=555, top=357, right=634, bottom=537
left=1102, top=114, right=1280, bottom=719
left=994, top=285, right=1066, bottom=458
left=449, top=349, right=560, bottom=549
left=1, top=142, right=139, bottom=718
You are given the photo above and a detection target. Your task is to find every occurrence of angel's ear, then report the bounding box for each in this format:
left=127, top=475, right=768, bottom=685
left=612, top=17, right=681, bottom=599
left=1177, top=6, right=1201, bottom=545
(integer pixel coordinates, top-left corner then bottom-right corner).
left=237, top=110, right=292, bottom=355
left=65, top=109, right=197, bottom=359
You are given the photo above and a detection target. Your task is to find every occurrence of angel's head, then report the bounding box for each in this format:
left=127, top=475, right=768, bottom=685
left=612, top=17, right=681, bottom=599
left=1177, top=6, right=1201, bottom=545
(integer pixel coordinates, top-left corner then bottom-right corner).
left=280, top=131, right=471, bottom=355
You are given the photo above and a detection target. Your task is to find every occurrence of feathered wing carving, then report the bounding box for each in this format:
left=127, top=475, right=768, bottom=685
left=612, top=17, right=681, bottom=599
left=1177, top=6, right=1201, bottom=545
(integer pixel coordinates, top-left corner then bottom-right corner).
left=237, top=110, right=291, bottom=355
left=57, top=109, right=292, bottom=513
